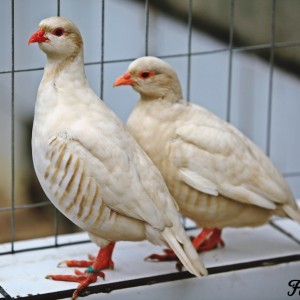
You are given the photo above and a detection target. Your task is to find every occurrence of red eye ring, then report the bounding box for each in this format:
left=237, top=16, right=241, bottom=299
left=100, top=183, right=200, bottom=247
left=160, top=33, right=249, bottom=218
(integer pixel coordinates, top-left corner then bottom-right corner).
left=138, top=70, right=154, bottom=80
left=52, top=27, right=64, bottom=37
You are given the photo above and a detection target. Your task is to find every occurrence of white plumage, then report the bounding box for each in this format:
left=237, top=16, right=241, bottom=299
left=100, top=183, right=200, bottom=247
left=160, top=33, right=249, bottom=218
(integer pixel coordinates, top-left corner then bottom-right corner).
left=29, top=18, right=206, bottom=299
left=114, top=56, right=300, bottom=252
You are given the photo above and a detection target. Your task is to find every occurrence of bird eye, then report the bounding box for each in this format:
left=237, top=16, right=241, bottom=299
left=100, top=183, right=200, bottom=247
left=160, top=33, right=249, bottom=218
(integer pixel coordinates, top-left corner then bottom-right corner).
left=52, top=27, right=64, bottom=37
left=139, top=71, right=152, bottom=79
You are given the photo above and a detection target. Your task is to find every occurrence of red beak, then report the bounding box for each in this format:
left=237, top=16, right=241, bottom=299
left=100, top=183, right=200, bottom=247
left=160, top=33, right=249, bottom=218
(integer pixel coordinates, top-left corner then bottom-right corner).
left=113, top=72, right=135, bottom=86
left=28, top=29, right=49, bottom=45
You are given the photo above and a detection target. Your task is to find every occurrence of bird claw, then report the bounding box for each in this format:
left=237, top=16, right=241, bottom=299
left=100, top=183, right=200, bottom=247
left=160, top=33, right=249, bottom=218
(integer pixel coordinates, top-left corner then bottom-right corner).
left=47, top=243, right=115, bottom=299
left=57, top=254, right=95, bottom=268
left=176, top=261, right=183, bottom=272
left=71, top=272, right=105, bottom=299
left=46, top=270, right=105, bottom=299
left=57, top=260, right=68, bottom=268
left=46, top=271, right=104, bottom=282
left=145, top=248, right=177, bottom=262
left=145, top=250, right=188, bottom=273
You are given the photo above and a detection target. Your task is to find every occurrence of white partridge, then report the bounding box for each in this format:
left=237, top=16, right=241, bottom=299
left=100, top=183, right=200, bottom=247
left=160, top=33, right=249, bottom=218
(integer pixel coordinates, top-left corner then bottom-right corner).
left=29, top=19, right=206, bottom=299
left=114, top=56, right=300, bottom=258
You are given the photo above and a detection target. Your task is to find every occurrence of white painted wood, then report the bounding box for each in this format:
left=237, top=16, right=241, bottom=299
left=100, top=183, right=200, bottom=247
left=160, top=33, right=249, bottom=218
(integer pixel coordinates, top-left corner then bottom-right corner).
left=272, top=218, right=300, bottom=241
left=85, top=262, right=300, bottom=300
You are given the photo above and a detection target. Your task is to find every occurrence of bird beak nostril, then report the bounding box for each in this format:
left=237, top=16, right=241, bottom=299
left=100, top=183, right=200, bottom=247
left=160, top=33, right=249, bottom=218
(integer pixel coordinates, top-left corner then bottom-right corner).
left=123, top=73, right=131, bottom=80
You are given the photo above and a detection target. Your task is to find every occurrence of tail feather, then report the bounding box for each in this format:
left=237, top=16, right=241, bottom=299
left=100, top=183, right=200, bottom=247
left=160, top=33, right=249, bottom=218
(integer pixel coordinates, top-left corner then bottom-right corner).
left=162, top=227, right=207, bottom=277
left=283, top=204, right=300, bottom=224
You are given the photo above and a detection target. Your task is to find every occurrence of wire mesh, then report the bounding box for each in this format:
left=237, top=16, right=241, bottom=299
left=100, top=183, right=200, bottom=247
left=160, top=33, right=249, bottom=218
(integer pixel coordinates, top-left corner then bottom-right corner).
left=1, top=0, right=300, bottom=256
left=266, top=0, right=276, bottom=157
left=186, top=0, right=193, bottom=102
left=10, top=0, right=15, bottom=254
left=226, top=0, right=234, bottom=122
left=144, top=0, right=150, bottom=56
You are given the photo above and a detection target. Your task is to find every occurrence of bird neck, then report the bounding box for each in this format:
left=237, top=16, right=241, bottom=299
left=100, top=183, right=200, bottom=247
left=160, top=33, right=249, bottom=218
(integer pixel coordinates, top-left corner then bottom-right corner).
left=140, top=91, right=184, bottom=104
left=139, top=79, right=183, bottom=103
left=35, top=50, right=89, bottom=119
left=42, top=50, right=85, bottom=84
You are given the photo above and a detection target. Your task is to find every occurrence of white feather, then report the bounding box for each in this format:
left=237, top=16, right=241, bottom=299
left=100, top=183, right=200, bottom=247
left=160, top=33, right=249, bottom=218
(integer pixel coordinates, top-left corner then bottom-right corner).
left=179, top=168, right=218, bottom=196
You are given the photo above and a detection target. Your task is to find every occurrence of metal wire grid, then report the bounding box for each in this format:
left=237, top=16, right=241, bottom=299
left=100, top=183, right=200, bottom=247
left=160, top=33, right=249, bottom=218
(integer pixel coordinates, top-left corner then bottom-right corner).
left=1, top=0, right=300, bottom=256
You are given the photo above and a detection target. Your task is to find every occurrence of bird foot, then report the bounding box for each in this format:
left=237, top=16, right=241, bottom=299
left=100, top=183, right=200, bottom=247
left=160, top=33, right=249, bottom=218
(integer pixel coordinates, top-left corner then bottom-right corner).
left=145, top=248, right=185, bottom=272
left=57, top=253, right=114, bottom=269
left=192, top=228, right=224, bottom=252
left=46, top=242, right=115, bottom=299
left=47, top=270, right=105, bottom=300
left=144, top=248, right=191, bottom=272
left=145, top=229, right=224, bottom=269
left=145, top=247, right=177, bottom=262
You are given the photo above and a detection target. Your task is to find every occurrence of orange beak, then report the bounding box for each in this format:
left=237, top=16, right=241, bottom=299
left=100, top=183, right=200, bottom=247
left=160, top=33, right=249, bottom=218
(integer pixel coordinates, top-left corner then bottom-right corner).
left=28, top=29, right=49, bottom=45
left=113, top=72, right=135, bottom=87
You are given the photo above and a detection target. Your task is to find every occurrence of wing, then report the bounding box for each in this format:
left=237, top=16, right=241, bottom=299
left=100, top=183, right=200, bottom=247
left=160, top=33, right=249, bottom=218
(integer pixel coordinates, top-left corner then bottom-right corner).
left=171, top=123, right=294, bottom=210
left=44, top=130, right=168, bottom=232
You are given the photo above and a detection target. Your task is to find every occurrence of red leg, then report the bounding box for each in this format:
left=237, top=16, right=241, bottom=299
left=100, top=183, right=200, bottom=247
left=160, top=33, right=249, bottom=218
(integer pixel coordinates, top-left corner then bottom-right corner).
left=192, top=228, right=224, bottom=252
left=145, top=228, right=224, bottom=262
left=46, top=242, right=115, bottom=299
